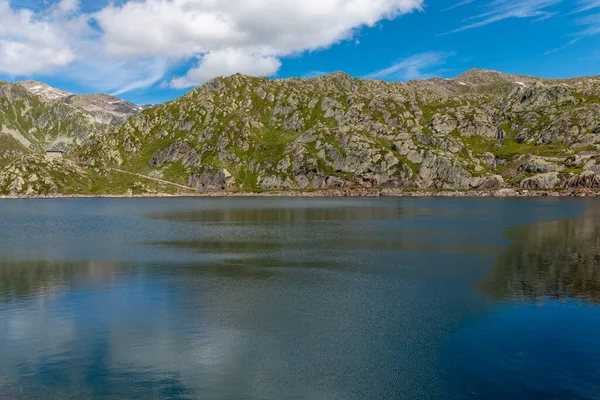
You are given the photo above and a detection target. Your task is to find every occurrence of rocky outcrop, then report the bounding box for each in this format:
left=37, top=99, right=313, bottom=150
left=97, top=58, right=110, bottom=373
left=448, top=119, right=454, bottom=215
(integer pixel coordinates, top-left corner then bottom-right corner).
left=520, top=172, right=562, bottom=189
left=150, top=142, right=201, bottom=168
left=476, top=175, right=507, bottom=189
left=565, top=171, right=600, bottom=188
left=418, top=153, right=477, bottom=188
left=63, top=94, right=141, bottom=126
left=188, top=167, right=235, bottom=190
left=18, top=80, right=71, bottom=101
left=518, top=157, right=565, bottom=174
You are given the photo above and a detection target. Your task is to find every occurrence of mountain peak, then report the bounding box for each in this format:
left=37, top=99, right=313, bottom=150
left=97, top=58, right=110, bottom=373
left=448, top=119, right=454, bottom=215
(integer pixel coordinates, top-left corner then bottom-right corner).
left=63, top=94, right=142, bottom=126
left=453, top=69, right=536, bottom=87
left=16, top=80, right=141, bottom=126
left=18, top=80, right=72, bottom=102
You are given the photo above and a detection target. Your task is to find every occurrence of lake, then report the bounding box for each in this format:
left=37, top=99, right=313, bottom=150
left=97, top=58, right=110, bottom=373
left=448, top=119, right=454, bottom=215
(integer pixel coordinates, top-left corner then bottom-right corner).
left=0, top=197, right=599, bottom=399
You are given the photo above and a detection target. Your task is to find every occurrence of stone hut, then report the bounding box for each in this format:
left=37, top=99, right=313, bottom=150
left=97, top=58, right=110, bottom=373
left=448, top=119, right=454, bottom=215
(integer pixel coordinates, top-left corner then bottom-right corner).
left=45, top=149, right=64, bottom=160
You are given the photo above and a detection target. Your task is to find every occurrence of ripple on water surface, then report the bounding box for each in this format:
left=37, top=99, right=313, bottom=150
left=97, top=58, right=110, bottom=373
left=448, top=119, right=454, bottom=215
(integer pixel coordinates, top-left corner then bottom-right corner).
left=0, top=197, right=598, bottom=399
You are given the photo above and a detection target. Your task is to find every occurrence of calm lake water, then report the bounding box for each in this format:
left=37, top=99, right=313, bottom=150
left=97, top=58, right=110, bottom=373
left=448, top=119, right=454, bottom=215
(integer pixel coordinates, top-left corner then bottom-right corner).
left=0, top=197, right=599, bottom=400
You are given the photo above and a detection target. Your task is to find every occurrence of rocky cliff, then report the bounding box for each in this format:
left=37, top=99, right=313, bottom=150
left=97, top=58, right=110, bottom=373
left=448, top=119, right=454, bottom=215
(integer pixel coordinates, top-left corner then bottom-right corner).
left=2, top=69, right=600, bottom=195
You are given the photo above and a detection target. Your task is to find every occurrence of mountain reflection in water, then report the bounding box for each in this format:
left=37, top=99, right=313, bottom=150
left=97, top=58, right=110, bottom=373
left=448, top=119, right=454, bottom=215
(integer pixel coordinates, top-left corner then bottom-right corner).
left=480, top=201, right=600, bottom=303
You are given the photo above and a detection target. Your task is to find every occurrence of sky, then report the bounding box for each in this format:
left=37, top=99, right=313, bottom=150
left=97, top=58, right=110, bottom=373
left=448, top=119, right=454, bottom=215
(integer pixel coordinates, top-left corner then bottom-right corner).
left=1, top=0, right=599, bottom=105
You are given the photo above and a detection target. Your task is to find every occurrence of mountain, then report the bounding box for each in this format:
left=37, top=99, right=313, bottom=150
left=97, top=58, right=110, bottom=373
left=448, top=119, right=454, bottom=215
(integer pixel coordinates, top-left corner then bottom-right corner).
left=0, top=80, right=141, bottom=161
left=0, top=81, right=104, bottom=161
left=2, top=69, right=600, bottom=196
left=62, top=94, right=142, bottom=126
left=18, top=80, right=72, bottom=101
left=19, top=81, right=142, bottom=126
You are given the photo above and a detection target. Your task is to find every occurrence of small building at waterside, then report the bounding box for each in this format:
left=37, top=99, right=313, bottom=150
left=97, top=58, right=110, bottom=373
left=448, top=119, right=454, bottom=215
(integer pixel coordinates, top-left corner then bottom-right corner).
left=45, top=149, right=64, bottom=159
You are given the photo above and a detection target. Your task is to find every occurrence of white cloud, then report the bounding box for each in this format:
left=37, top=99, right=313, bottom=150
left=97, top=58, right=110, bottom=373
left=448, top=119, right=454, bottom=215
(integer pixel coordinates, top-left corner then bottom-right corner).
left=366, top=51, right=455, bottom=81
left=94, top=0, right=423, bottom=59
left=443, top=0, right=562, bottom=34
left=53, top=0, right=80, bottom=17
left=170, top=49, right=281, bottom=89
left=0, top=0, right=424, bottom=93
left=0, top=0, right=76, bottom=75
left=92, top=0, right=424, bottom=87
left=63, top=57, right=169, bottom=95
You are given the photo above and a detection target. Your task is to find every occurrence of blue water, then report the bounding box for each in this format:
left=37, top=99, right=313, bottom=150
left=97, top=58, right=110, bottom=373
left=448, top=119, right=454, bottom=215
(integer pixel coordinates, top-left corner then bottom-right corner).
left=0, top=197, right=598, bottom=399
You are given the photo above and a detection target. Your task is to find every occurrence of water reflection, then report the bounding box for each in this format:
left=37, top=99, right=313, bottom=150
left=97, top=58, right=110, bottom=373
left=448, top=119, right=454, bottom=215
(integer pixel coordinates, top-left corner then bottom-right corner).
left=480, top=201, right=600, bottom=303
left=144, top=202, right=499, bottom=225
left=0, top=198, right=598, bottom=400
left=0, top=260, right=128, bottom=303
left=146, top=205, right=402, bottom=224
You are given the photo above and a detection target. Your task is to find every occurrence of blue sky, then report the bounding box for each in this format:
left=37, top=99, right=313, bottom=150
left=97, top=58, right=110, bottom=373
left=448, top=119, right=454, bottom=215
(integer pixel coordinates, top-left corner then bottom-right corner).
left=1, top=0, right=599, bottom=104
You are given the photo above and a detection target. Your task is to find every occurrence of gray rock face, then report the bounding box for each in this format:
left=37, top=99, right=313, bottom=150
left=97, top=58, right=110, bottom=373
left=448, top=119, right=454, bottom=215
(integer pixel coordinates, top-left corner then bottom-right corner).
left=63, top=94, right=141, bottom=126
left=150, top=142, right=201, bottom=168
left=188, top=167, right=235, bottom=190
left=18, top=80, right=71, bottom=101
left=418, top=153, right=477, bottom=188
left=520, top=173, right=562, bottom=189
left=511, top=82, right=576, bottom=112
left=430, top=114, right=457, bottom=135
left=477, top=175, right=507, bottom=189
left=518, top=157, right=565, bottom=174
left=566, top=171, right=600, bottom=188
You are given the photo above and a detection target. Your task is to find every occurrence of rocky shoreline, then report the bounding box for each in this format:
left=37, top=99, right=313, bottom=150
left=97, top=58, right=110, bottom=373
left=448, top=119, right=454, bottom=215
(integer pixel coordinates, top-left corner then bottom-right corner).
left=1, top=187, right=599, bottom=199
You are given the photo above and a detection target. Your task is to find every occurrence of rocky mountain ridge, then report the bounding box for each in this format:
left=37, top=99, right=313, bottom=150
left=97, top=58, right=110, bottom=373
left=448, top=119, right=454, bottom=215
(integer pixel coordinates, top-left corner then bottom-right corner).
left=2, top=69, right=600, bottom=195
left=19, top=80, right=142, bottom=126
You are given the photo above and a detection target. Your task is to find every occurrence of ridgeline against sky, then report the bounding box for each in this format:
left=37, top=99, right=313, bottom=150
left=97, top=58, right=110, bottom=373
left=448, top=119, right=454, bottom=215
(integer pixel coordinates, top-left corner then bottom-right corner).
left=0, top=0, right=599, bottom=104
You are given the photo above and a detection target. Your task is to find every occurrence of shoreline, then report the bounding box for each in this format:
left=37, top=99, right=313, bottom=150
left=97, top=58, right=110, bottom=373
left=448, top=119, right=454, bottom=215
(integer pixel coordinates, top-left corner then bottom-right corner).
left=1, top=187, right=599, bottom=199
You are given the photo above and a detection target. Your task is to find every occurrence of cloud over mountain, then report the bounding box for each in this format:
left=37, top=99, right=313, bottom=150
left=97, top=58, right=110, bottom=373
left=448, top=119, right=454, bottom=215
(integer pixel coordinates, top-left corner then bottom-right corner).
left=0, top=0, right=424, bottom=91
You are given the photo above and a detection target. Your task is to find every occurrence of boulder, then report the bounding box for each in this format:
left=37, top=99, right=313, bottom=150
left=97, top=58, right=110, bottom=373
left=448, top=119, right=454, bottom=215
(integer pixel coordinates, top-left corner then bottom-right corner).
left=518, top=157, right=564, bottom=174
left=477, top=175, right=507, bottom=189
left=519, top=172, right=562, bottom=189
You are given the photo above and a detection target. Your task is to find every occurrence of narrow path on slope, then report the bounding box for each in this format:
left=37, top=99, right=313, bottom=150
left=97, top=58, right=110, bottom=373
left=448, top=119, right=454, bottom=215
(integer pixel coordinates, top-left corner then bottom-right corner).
left=108, top=168, right=199, bottom=192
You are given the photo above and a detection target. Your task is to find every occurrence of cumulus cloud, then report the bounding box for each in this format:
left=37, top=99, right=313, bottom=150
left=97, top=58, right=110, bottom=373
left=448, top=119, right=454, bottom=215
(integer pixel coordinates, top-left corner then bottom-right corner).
left=94, top=0, right=423, bottom=58
left=170, top=50, right=281, bottom=89
left=53, top=0, right=80, bottom=16
left=366, top=51, right=455, bottom=81
left=0, top=0, right=423, bottom=92
left=0, top=0, right=76, bottom=75
left=92, top=0, right=424, bottom=87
